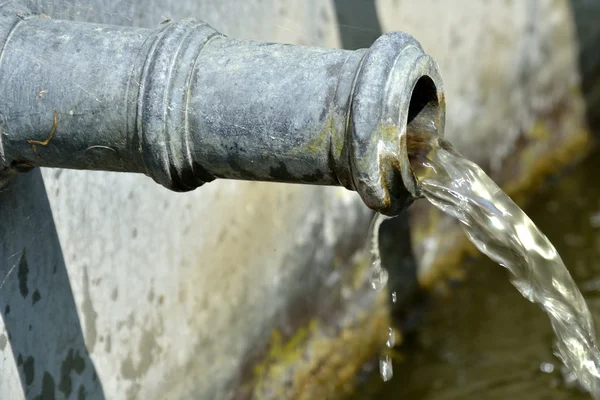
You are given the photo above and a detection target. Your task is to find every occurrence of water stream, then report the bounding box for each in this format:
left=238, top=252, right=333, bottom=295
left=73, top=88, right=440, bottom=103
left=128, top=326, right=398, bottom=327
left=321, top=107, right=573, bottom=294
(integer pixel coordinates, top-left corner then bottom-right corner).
left=368, top=134, right=600, bottom=398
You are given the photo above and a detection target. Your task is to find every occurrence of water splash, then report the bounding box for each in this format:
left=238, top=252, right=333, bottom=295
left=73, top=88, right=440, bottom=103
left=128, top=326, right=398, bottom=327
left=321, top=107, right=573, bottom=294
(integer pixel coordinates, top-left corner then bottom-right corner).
left=409, top=133, right=600, bottom=398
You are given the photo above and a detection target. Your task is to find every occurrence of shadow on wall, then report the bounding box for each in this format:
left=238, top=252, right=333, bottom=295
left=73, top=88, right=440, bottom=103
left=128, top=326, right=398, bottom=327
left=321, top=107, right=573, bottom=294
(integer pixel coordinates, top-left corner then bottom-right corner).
left=378, top=215, right=421, bottom=321
left=0, top=170, right=105, bottom=399
left=570, top=0, right=600, bottom=137
left=333, top=0, right=382, bottom=50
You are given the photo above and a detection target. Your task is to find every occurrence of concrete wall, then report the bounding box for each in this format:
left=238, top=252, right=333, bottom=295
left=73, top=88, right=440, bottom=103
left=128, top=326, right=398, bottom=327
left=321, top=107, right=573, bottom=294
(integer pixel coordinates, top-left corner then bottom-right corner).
left=1, top=0, right=596, bottom=399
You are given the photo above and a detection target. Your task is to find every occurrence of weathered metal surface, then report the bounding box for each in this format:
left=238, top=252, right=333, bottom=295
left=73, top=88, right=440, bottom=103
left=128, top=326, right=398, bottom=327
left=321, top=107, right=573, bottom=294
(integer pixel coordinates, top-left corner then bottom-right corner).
left=0, top=4, right=444, bottom=215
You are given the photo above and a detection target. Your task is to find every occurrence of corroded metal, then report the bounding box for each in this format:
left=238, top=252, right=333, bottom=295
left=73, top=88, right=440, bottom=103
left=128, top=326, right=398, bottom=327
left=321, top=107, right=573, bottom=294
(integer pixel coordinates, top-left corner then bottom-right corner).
left=0, top=2, right=444, bottom=215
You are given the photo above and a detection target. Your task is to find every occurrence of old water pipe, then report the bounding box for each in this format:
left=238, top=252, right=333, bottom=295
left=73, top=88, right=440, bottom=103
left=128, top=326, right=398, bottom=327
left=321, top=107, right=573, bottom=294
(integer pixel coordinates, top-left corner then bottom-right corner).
left=0, top=2, right=444, bottom=215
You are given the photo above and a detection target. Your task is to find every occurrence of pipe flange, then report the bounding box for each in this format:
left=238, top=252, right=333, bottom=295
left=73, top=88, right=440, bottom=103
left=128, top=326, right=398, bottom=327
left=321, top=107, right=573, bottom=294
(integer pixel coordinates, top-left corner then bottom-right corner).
left=0, top=2, right=32, bottom=188
left=349, top=31, right=445, bottom=215
left=138, top=19, right=221, bottom=192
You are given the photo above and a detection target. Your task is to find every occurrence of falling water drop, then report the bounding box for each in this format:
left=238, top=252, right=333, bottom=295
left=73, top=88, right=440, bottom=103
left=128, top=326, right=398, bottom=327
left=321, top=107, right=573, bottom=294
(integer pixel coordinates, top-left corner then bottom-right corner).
left=391, top=291, right=397, bottom=303
left=379, top=354, right=393, bottom=382
left=366, top=213, right=395, bottom=383
left=386, top=327, right=395, bottom=348
left=540, top=362, right=555, bottom=374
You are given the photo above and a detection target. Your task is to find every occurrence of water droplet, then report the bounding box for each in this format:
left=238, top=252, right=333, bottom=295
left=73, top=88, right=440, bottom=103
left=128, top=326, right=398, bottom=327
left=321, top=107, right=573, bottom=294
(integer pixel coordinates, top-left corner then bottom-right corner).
left=386, top=327, right=395, bottom=348
left=540, top=362, right=555, bottom=373
left=379, top=354, right=393, bottom=382
left=370, top=266, right=388, bottom=291
left=590, top=211, right=600, bottom=228
left=391, top=291, right=397, bottom=303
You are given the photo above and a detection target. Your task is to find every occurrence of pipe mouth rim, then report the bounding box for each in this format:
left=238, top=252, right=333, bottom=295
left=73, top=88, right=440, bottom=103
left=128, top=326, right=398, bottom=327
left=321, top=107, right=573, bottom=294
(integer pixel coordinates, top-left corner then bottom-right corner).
left=401, top=55, right=445, bottom=199
left=349, top=31, right=445, bottom=215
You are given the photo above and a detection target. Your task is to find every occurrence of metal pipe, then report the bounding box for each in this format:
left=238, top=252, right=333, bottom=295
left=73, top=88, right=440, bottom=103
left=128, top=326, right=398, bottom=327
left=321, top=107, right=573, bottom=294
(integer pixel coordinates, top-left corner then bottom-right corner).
left=0, top=2, right=445, bottom=215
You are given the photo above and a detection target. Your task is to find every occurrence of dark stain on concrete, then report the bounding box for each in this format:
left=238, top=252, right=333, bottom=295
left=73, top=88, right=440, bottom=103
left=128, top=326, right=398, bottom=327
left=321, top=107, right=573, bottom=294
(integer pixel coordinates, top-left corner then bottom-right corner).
left=4, top=304, right=10, bottom=315
left=59, top=349, right=86, bottom=398
left=33, top=372, right=56, bottom=400
left=105, top=334, right=112, bottom=353
left=120, top=328, right=162, bottom=380
left=77, top=384, right=87, bottom=400
left=18, top=249, right=29, bottom=298
left=126, top=382, right=141, bottom=400
left=116, top=313, right=135, bottom=331
left=0, top=333, right=7, bottom=351
left=23, top=355, right=35, bottom=386
left=81, top=266, right=98, bottom=353
left=147, top=288, right=155, bottom=302
left=32, top=289, right=41, bottom=305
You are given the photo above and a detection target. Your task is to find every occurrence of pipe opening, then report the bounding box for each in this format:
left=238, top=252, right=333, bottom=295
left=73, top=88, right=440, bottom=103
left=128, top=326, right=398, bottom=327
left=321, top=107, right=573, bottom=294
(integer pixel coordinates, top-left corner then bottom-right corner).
left=403, top=75, right=441, bottom=198
left=407, top=75, right=439, bottom=134
left=406, top=75, right=441, bottom=157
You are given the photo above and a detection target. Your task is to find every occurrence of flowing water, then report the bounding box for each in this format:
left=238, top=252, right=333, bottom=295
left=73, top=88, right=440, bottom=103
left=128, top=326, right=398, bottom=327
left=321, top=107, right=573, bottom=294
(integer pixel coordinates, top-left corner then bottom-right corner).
left=367, top=134, right=600, bottom=398
left=409, top=134, right=600, bottom=397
